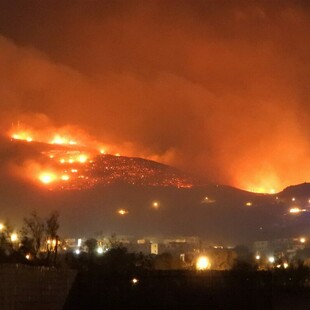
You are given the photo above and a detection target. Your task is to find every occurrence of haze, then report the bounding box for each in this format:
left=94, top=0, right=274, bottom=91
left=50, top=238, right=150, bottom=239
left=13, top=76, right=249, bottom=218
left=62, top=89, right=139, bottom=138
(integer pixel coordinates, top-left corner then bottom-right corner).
left=0, top=0, right=310, bottom=192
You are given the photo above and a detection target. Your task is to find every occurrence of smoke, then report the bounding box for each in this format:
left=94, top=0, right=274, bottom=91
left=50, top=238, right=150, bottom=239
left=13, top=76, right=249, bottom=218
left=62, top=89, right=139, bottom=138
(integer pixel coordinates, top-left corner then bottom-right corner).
left=0, top=0, right=310, bottom=191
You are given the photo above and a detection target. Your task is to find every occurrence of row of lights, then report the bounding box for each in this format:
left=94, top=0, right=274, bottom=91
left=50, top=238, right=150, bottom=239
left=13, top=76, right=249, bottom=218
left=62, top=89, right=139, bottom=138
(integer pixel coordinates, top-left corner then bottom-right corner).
left=74, top=246, right=106, bottom=255
left=256, top=255, right=289, bottom=269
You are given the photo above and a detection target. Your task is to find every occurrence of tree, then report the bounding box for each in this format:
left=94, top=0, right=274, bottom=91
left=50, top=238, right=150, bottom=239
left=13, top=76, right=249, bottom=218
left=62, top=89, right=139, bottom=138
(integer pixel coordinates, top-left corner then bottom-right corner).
left=208, top=248, right=237, bottom=270
left=20, top=210, right=60, bottom=265
left=45, top=211, right=60, bottom=266
left=0, top=221, right=14, bottom=257
left=85, top=238, right=98, bottom=255
left=21, top=211, right=45, bottom=257
left=108, top=233, right=122, bottom=249
left=45, top=211, right=60, bottom=240
left=153, top=252, right=183, bottom=270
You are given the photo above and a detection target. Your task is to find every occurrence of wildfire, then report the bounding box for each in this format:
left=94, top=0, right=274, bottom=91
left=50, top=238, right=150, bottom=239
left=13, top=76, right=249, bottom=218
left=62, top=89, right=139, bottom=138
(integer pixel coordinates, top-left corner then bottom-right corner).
left=38, top=172, right=57, bottom=184
left=11, top=132, right=33, bottom=142
left=50, top=135, right=77, bottom=145
left=8, top=122, right=193, bottom=191
left=78, top=154, right=88, bottom=163
left=247, top=186, right=277, bottom=194
left=61, top=174, right=70, bottom=181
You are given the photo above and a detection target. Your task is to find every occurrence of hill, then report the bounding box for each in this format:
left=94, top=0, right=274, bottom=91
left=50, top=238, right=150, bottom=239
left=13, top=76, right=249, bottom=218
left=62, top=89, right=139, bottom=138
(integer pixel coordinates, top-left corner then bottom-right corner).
left=0, top=138, right=310, bottom=244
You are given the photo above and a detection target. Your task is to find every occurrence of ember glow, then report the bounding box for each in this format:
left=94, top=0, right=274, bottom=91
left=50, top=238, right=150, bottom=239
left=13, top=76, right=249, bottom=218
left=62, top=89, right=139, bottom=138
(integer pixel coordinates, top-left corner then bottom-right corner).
left=61, top=174, right=70, bottom=181
left=50, top=135, right=77, bottom=146
left=11, top=132, right=33, bottom=142
left=38, top=172, right=57, bottom=184
left=10, top=125, right=86, bottom=148
left=7, top=123, right=194, bottom=190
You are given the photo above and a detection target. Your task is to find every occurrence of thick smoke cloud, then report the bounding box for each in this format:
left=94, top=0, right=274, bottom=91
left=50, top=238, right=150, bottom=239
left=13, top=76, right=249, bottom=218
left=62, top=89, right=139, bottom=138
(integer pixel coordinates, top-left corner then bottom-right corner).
left=0, top=0, right=310, bottom=191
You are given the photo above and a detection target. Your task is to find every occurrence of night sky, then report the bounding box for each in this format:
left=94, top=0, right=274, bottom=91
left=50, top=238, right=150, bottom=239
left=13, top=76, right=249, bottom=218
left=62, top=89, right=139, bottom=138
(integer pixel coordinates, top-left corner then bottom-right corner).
left=0, top=0, right=310, bottom=192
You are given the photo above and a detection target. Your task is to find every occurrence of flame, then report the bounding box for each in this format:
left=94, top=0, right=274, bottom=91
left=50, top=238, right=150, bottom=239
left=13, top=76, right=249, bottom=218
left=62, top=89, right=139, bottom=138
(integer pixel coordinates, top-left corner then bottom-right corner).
left=8, top=122, right=192, bottom=190
left=11, top=132, right=33, bottom=142
left=61, top=174, right=70, bottom=181
left=247, top=187, right=277, bottom=194
left=50, top=135, right=77, bottom=145
left=38, top=172, right=57, bottom=184
left=8, top=124, right=123, bottom=161
left=236, top=170, right=280, bottom=194
left=9, top=124, right=85, bottom=147
left=78, top=154, right=88, bottom=163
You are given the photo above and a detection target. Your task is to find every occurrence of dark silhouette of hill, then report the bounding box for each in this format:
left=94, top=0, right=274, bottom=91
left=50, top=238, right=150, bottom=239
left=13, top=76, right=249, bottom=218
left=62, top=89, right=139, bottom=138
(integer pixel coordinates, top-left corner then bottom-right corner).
left=280, top=183, right=310, bottom=199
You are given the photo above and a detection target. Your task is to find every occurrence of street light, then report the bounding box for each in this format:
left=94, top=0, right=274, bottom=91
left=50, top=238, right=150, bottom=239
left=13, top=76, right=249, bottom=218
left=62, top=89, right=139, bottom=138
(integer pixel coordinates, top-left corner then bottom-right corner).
left=97, top=247, right=104, bottom=254
left=152, top=201, right=160, bottom=209
left=196, top=256, right=210, bottom=270
left=11, top=233, right=18, bottom=242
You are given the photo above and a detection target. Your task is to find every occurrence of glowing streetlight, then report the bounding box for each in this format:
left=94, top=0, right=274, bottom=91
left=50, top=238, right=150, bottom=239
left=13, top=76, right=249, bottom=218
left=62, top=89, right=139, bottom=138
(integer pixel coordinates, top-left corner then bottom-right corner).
left=117, top=209, right=128, bottom=216
left=97, top=247, right=104, bottom=254
left=255, top=255, right=260, bottom=260
left=75, top=249, right=80, bottom=255
left=11, top=233, right=18, bottom=242
left=268, top=256, right=275, bottom=263
left=152, top=201, right=160, bottom=209
left=0, top=223, right=4, bottom=231
left=300, top=237, right=306, bottom=244
left=196, top=256, right=210, bottom=270
left=131, top=278, right=139, bottom=284
left=289, top=207, right=303, bottom=214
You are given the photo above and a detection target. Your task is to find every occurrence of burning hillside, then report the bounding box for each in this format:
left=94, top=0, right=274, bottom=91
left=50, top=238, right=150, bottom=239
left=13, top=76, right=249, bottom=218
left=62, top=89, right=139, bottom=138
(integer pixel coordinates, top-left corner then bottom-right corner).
left=7, top=124, right=194, bottom=190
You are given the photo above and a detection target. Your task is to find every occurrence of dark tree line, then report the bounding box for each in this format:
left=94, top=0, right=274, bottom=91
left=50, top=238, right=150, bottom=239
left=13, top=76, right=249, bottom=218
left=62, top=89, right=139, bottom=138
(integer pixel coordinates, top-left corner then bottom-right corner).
left=0, top=210, right=60, bottom=266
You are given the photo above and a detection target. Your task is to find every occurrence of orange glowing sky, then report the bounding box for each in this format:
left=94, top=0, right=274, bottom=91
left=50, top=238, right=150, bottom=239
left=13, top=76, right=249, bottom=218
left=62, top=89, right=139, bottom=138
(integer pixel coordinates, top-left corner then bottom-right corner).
left=0, top=0, right=310, bottom=193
